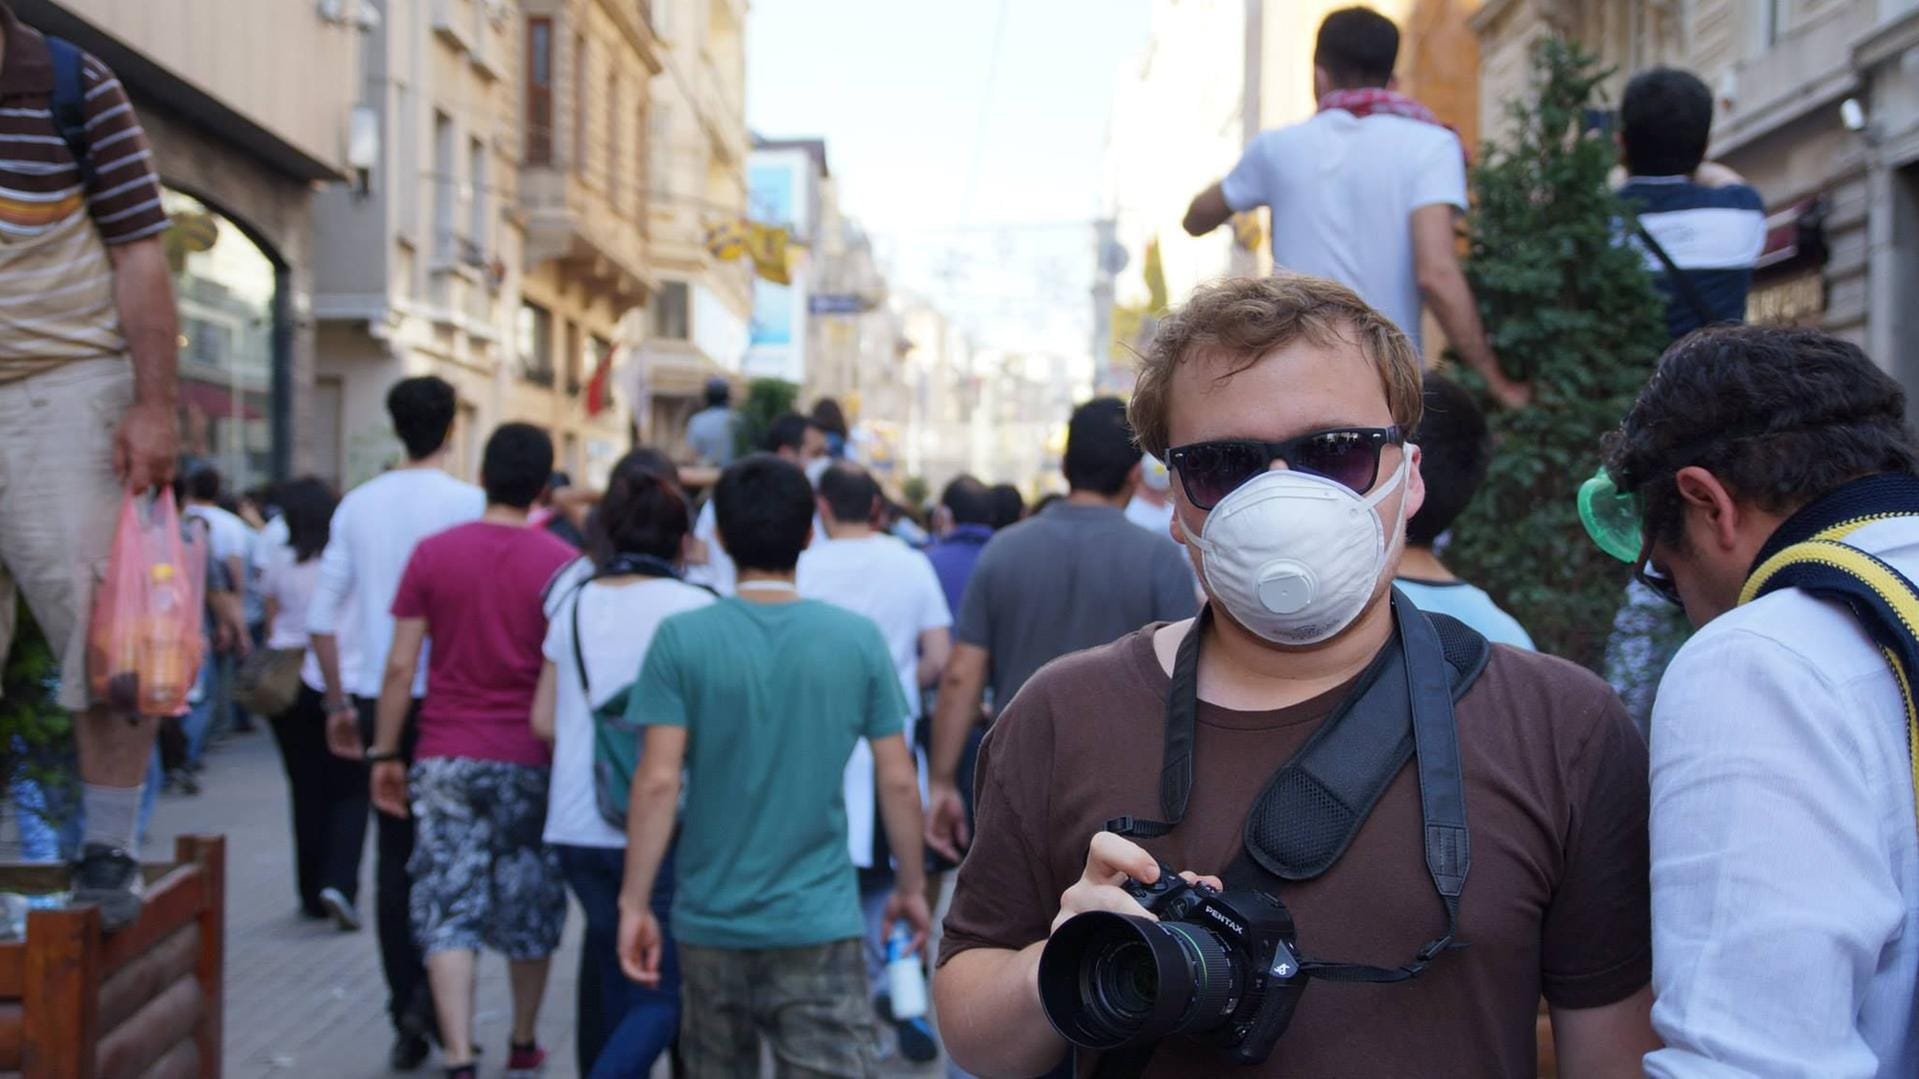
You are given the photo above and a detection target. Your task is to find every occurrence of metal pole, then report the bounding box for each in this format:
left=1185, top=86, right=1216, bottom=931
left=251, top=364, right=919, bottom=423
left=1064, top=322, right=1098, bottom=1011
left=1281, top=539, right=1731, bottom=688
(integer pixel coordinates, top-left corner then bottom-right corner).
left=1232, top=0, right=1263, bottom=278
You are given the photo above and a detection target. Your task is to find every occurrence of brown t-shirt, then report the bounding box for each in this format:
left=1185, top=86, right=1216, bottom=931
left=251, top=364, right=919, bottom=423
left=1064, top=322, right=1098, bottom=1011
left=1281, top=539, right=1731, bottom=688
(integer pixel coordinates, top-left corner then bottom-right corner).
left=939, top=625, right=1650, bottom=1078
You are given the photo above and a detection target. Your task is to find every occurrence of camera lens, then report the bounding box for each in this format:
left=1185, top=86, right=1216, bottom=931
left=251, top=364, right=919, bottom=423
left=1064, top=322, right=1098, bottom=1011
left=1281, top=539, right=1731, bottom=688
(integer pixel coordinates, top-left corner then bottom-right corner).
left=1038, top=912, right=1243, bottom=1050
left=1089, top=940, right=1158, bottom=1023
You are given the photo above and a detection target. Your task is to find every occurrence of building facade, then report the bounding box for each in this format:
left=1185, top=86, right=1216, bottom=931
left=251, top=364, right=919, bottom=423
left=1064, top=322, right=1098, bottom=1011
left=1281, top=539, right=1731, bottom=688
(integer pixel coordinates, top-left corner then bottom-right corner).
left=1473, top=0, right=1919, bottom=399
left=742, top=137, right=825, bottom=390
left=515, top=0, right=662, bottom=486
left=17, top=0, right=362, bottom=490
left=309, top=0, right=526, bottom=486
left=1100, top=0, right=1481, bottom=369
left=633, top=0, right=752, bottom=459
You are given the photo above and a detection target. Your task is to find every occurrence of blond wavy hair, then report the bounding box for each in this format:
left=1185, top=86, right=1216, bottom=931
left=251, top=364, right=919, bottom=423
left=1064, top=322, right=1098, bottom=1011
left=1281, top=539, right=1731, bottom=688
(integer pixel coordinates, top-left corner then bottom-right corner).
left=1129, top=273, right=1424, bottom=458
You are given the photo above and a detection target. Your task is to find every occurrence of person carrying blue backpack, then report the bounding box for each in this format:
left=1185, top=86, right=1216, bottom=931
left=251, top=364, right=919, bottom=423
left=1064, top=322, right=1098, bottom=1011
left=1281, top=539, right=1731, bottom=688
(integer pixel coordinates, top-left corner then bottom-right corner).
left=532, top=448, right=714, bottom=1078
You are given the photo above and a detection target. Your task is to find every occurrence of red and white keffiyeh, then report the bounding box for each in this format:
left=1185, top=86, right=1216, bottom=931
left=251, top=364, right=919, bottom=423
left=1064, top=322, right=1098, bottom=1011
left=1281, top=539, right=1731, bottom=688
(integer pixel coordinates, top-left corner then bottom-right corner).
left=1317, top=88, right=1467, bottom=162
left=1317, top=87, right=1444, bottom=127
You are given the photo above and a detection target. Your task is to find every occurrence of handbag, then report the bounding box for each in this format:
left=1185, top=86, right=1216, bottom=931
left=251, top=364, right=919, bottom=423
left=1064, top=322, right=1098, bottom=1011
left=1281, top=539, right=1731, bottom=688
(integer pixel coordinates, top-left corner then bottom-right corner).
left=233, top=647, right=306, bottom=718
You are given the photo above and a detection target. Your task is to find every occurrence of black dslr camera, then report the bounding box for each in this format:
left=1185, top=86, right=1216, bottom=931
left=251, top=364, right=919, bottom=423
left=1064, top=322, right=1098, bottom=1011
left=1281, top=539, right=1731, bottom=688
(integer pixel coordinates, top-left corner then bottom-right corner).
left=1037, top=861, right=1307, bottom=1066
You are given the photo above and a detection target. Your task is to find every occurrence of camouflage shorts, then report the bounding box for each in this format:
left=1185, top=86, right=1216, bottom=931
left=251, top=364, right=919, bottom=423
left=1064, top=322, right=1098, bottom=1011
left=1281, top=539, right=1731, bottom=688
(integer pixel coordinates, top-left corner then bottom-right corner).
left=678, top=937, right=879, bottom=1078
left=407, top=757, right=565, bottom=960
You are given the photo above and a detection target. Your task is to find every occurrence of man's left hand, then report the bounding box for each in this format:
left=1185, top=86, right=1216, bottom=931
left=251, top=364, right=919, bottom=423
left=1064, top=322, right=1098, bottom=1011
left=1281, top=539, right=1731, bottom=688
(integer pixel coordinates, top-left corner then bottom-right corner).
left=114, top=400, right=177, bottom=491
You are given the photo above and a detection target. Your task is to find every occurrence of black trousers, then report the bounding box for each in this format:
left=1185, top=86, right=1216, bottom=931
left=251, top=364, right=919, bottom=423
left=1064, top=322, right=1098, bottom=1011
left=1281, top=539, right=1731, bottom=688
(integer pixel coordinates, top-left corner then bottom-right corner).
left=355, top=695, right=430, bottom=1034
left=267, top=685, right=370, bottom=914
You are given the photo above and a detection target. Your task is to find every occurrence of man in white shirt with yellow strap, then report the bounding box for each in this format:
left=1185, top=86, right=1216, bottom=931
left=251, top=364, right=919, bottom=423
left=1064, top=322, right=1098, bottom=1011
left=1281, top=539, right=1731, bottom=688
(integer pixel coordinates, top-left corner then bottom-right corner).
left=1590, top=324, right=1919, bottom=1077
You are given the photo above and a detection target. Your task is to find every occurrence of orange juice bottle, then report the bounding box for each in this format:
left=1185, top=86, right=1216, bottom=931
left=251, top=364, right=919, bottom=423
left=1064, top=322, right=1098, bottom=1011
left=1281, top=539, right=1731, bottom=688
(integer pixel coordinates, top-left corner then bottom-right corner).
left=139, top=562, right=188, bottom=713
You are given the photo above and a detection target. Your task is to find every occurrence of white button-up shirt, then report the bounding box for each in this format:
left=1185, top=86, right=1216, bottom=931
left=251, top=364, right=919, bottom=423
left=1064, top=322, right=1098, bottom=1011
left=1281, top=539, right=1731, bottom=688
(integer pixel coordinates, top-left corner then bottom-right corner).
left=1645, top=516, right=1919, bottom=1078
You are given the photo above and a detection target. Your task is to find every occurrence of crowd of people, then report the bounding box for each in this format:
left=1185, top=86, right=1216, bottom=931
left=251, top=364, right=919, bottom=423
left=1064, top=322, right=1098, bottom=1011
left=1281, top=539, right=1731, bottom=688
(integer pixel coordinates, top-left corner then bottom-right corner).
left=2, top=3, right=1917, bottom=1078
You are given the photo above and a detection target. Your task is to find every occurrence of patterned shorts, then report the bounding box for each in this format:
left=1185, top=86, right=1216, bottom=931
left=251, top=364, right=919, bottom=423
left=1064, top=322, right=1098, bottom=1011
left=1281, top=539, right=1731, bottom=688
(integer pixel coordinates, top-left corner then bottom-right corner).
left=678, top=937, right=879, bottom=1078
left=407, top=757, right=566, bottom=960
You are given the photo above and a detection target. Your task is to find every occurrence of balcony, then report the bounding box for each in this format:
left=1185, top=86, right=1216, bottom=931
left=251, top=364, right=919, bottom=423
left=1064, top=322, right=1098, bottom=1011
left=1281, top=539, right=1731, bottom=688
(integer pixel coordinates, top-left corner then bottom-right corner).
left=598, top=0, right=666, bottom=76
left=430, top=0, right=475, bottom=51
left=520, top=166, right=653, bottom=309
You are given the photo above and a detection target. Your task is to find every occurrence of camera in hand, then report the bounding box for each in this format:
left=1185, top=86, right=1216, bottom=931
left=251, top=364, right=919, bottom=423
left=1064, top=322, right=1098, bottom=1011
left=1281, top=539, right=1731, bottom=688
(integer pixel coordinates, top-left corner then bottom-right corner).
left=1037, top=861, right=1306, bottom=1066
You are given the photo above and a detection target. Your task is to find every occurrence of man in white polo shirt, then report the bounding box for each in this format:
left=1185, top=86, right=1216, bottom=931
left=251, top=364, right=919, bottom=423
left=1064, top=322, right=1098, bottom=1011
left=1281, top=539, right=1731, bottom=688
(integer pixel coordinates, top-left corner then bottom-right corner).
left=1183, top=5, right=1525, bottom=409
left=798, top=459, right=950, bottom=1063
left=307, top=375, right=483, bottom=1070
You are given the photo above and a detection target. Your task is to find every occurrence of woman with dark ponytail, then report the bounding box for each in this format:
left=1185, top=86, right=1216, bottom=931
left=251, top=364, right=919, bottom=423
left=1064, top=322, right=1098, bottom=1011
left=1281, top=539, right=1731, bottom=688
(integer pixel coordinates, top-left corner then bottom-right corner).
left=531, top=448, right=713, bottom=1077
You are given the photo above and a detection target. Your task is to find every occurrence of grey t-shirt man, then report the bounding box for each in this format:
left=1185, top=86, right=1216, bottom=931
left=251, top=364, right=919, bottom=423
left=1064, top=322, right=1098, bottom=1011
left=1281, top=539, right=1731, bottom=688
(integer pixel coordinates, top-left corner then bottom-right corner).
left=685, top=406, right=739, bottom=467
left=957, top=501, right=1198, bottom=707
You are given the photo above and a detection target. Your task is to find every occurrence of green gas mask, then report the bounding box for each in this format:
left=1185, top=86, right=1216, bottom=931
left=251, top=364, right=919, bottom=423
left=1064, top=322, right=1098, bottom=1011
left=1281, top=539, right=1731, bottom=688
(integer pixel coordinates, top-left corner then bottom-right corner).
left=1577, top=467, right=1643, bottom=564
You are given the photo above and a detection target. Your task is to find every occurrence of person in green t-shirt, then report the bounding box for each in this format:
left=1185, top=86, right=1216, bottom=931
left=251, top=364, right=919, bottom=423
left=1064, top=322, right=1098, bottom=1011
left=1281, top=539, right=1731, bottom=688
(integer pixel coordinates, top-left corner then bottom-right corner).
left=616, top=452, right=930, bottom=1076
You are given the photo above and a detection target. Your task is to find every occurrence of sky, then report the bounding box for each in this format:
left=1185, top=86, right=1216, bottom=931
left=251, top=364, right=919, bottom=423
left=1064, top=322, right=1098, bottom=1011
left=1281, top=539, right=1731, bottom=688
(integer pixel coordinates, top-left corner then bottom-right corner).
left=745, top=0, right=1151, bottom=361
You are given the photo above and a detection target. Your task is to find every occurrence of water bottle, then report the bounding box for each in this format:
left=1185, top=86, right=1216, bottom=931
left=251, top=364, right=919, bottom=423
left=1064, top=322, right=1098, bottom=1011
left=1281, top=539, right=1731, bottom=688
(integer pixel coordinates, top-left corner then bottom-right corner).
left=885, top=923, right=927, bottom=1021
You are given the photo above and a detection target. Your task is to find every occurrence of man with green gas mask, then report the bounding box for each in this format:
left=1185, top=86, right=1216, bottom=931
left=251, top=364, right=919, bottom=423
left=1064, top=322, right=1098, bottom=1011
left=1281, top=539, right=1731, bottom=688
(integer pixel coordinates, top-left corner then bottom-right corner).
left=1584, top=324, right=1919, bottom=1076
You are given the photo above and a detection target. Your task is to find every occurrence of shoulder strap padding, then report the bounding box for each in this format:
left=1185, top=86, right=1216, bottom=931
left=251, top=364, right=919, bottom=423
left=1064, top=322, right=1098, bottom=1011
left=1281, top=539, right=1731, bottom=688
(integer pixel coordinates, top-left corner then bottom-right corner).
left=45, top=36, right=93, bottom=188
left=1425, top=610, right=1492, bottom=702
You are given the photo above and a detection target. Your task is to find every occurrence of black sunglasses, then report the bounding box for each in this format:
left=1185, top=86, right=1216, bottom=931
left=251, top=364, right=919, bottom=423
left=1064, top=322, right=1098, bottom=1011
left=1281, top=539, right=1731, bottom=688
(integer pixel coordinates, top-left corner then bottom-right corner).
left=1634, top=539, right=1683, bottom=607
left=1166, top=426, right=1405, bottom=511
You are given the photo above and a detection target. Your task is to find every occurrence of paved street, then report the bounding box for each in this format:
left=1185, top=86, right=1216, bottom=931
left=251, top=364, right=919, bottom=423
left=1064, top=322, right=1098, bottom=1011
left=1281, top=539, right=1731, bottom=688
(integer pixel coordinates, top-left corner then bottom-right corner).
left=129, top=730, right=949, bottom=1078
left=144, top=730, right=589, bottom=1079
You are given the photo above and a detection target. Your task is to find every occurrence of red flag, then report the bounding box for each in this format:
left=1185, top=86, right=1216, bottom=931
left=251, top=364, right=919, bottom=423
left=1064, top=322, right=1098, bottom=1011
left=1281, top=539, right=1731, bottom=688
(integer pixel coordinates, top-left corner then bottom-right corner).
left=584, top=348, right=614, bottom=417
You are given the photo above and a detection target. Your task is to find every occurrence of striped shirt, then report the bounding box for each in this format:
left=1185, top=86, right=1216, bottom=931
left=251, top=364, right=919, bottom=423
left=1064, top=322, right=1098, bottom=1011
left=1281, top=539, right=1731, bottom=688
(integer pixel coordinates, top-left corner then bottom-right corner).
left=1618, top=175, right=1767, bottom=341
left=0, top=9, right=166, bottom=244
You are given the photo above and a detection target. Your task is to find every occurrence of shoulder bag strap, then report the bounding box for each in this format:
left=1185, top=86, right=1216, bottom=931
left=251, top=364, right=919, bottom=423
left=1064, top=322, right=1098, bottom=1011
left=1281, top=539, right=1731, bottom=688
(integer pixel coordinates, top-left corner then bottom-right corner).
left=45, top=37, right=95, bottom=189
left=1742, top=537, right=1919, bottom=834
left=1633, top=220, right=1717, bottom=329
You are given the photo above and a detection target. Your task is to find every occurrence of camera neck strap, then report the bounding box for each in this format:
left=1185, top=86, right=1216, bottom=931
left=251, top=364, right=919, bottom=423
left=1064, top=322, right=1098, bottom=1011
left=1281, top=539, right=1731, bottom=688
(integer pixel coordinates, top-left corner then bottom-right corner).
left=1109, top=589, right=1485, bottom=985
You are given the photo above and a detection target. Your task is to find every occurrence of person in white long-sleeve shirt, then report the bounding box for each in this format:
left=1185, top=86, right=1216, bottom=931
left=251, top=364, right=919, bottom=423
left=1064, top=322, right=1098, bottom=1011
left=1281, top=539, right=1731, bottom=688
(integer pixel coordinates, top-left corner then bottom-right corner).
left=1600, top=325, right=1919, bottom=1078
left=305, top=375, right=483, bottom=1070
left=686, top=411, right=826, bottom=595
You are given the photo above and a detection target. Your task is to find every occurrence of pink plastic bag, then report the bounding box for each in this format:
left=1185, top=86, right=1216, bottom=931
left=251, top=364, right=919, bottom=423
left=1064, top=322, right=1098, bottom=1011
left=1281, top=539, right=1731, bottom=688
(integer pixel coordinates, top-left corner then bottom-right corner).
left=87, top=490, right=207, bottom=717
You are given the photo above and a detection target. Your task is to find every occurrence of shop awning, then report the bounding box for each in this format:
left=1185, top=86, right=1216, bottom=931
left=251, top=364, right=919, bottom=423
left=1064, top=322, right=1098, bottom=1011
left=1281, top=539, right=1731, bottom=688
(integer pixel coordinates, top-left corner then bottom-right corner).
left=180, top=380, right=264, bottom=421
left=1755, top=198, right=1827, bottom=275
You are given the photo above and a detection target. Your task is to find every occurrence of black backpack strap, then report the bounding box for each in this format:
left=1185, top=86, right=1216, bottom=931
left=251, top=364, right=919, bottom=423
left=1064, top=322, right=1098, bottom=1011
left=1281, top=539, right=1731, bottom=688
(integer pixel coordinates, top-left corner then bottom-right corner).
left=1633, top=220, right=1717, bottom=329
left=569, top=574, right=592, bottom=701
left=45, top=36, right=95, bottom=190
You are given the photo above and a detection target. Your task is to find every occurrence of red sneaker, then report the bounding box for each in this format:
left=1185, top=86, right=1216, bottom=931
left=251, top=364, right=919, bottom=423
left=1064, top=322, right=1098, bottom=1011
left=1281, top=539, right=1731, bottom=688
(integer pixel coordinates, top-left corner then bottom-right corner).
left=505, top=1042, right=546, bottom=1078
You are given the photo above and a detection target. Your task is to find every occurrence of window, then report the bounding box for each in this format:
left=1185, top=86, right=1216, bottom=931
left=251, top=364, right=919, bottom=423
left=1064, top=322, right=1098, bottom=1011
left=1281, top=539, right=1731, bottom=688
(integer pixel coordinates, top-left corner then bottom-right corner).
left=518, top=301, right=554, bottom=385
left=466, top=136, right=486, bottom=256
left=573, top=32, right=589, bottom=177
left=652, top=281, right=690, bottom=340
left=608, top=71, right=622, bottom=204
left=432, top=110, right=454, bottom=261
left=525, top=17, right=552, bottom=164
left=564, top=318, right=583, bottom=394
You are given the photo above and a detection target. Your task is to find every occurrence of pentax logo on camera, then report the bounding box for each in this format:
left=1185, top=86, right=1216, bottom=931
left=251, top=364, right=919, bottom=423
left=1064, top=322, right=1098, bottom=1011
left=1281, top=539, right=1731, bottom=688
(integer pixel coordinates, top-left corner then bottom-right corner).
left=1199, top=904, right=1246, bottom=937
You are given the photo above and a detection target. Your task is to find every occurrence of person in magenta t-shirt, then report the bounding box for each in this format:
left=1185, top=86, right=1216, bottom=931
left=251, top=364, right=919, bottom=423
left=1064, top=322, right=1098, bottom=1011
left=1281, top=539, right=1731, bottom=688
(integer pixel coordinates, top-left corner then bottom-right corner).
left=366, top=423, right=577, bottom=1079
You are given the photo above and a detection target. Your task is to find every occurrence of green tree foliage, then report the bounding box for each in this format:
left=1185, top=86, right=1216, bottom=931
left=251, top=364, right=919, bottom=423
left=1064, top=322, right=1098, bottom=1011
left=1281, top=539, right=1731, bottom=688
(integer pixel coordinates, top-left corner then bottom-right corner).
left=1446, top=38, right=1671, bottom=669
left=900, top=475, right=930, bottom=512
left=2, top=598, right=76, bottom=834
left=734, top=377, right=799, bottom=459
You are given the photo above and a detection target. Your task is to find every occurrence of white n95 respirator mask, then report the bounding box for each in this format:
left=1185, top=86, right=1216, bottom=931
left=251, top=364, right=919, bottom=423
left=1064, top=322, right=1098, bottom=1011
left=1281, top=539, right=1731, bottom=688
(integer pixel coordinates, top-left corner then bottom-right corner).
left=1180, top=455, right=1411, bottom=645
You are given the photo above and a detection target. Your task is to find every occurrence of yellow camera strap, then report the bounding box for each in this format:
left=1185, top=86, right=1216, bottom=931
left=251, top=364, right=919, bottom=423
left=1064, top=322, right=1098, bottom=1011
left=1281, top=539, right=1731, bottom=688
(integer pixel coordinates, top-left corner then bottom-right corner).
left=1740, top=515, right=1919, bottom=832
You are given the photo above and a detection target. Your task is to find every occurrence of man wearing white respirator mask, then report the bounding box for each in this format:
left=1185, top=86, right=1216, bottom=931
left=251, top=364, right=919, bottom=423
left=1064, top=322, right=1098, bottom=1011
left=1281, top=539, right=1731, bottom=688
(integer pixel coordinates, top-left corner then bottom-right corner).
left=934, top=274, right=1656, bottom=1078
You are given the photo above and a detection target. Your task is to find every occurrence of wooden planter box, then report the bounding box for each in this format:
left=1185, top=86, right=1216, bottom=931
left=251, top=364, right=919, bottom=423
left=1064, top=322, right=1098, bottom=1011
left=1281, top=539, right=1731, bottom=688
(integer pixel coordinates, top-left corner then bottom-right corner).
left=0, top=835, right=223, bottom=1079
